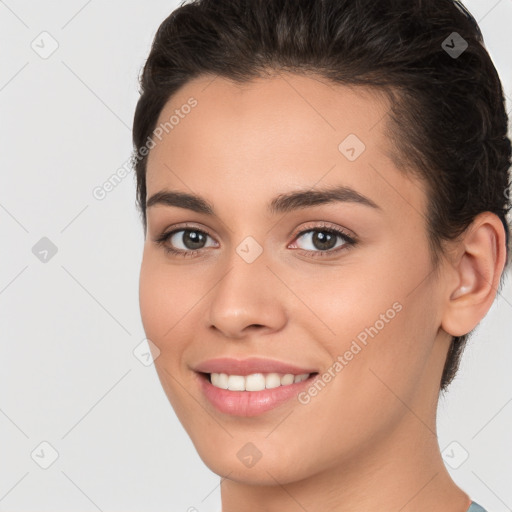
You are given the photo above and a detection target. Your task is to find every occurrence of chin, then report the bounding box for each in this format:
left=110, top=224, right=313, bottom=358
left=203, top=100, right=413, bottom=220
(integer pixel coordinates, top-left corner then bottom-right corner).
left=194, top=441, right=313, bottom=486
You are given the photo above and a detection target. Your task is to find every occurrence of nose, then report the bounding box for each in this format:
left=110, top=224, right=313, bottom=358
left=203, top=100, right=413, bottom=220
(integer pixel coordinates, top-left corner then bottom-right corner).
left=204, top=247, right=288, bottom=340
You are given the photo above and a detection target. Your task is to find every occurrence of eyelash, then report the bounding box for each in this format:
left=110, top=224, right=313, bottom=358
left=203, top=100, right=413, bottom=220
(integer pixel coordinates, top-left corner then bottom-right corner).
left=154, top=222, right=358, bottom=259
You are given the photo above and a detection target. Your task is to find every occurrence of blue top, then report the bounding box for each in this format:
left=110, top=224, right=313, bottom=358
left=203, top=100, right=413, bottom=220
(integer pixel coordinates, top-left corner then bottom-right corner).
left=468, top=502, right=487, bottom=512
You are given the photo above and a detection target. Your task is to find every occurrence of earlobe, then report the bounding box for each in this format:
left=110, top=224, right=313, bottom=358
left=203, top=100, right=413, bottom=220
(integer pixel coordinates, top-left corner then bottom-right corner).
left=441, top=212, right=507, bottom=337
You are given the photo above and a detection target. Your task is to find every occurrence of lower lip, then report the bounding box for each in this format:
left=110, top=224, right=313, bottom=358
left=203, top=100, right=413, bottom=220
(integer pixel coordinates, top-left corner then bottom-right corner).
left=197, top=372, right=319, bottom=417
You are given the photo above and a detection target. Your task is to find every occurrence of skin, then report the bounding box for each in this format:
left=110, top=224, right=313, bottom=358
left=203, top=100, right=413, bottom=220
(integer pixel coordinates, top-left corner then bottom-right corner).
left=138, top=71, right=506, bottom=512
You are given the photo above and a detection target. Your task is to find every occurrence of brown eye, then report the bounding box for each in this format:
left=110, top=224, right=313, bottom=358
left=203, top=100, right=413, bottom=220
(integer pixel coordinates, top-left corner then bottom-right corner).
left=155, top=227, right=217, bottom=257
left=289, top=223, right=358, bottom=259
left=170, top=229, right=209, bottom=250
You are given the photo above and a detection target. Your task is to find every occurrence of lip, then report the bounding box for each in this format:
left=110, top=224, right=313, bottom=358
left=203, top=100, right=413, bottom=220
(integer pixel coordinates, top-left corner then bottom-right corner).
left=196, top=371, right=319, bottom=417
left=192, top=357, right=320, bottom=417
left=192, top=356, right=318, bottom=376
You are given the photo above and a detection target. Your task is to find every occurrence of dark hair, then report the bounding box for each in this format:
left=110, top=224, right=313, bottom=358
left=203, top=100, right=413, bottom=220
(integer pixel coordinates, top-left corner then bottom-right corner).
left=131, top=0, right=511, bottom=392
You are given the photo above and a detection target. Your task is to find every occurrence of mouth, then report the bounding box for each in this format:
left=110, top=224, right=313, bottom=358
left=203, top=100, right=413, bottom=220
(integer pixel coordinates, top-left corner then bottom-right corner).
left=195, top=370, right=320, bottom=417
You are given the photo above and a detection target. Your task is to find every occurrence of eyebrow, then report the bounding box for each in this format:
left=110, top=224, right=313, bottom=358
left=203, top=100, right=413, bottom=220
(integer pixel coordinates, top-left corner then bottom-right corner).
left=146, top=184, right=381, bottom=215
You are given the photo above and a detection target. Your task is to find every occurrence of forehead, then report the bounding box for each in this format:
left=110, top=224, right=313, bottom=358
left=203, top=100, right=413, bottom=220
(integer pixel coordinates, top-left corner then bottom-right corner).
left=145, top=72, right=424, bottom=218
left=147, top=72, right=393, bottom=171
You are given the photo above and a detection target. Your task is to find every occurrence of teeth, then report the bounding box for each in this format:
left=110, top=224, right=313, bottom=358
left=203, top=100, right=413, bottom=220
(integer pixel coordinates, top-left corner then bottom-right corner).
left=210, top=372, right=310, bottom=391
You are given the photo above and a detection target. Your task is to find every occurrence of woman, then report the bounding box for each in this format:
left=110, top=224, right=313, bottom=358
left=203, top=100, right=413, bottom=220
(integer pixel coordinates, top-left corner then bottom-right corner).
left=131, top=0, right=510, bottom=510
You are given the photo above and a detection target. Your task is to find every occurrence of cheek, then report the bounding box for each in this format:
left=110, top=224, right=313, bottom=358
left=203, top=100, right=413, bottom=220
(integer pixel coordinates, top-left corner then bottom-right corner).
left=139, top=249, right=195, bottom=339
left=306, top=245, right=436, bottom=396
left=138, top=250, right=188, bottom=352
left=295, top=263, right=402, bottom=350
left=138, top=248, right=215, bottom=370
left=138, top=254, right=167, bottom=339
left=138, top=251, right=202, bottom=421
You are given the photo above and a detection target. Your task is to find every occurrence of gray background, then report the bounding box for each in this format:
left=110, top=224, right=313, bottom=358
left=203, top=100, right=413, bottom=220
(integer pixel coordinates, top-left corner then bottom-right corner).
left=1, top=1, right=511, bottom=511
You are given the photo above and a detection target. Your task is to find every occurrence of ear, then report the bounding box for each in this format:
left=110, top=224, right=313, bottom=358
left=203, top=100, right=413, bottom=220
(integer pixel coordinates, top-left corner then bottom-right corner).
left=441, top=212, right=508, bottom=337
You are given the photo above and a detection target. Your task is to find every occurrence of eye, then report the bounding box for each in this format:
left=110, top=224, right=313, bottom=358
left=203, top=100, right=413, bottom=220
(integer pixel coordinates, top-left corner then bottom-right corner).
left=154, top=224, right=217, bottom=258
left=289, top=222, right=357, bottom=258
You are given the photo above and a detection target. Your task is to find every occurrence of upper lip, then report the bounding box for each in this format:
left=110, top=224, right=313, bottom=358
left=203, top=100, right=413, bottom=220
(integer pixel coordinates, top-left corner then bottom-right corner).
left=193, top=357, right=318, bottom=376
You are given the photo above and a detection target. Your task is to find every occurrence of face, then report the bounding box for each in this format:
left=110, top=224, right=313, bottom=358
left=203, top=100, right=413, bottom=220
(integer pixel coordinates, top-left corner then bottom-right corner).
left=139, top=72, right=452, bottom=485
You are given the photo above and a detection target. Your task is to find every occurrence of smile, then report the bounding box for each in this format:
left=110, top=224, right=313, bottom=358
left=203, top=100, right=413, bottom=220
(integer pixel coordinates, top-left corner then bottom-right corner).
left=197, top=371, right=320, bottom=417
